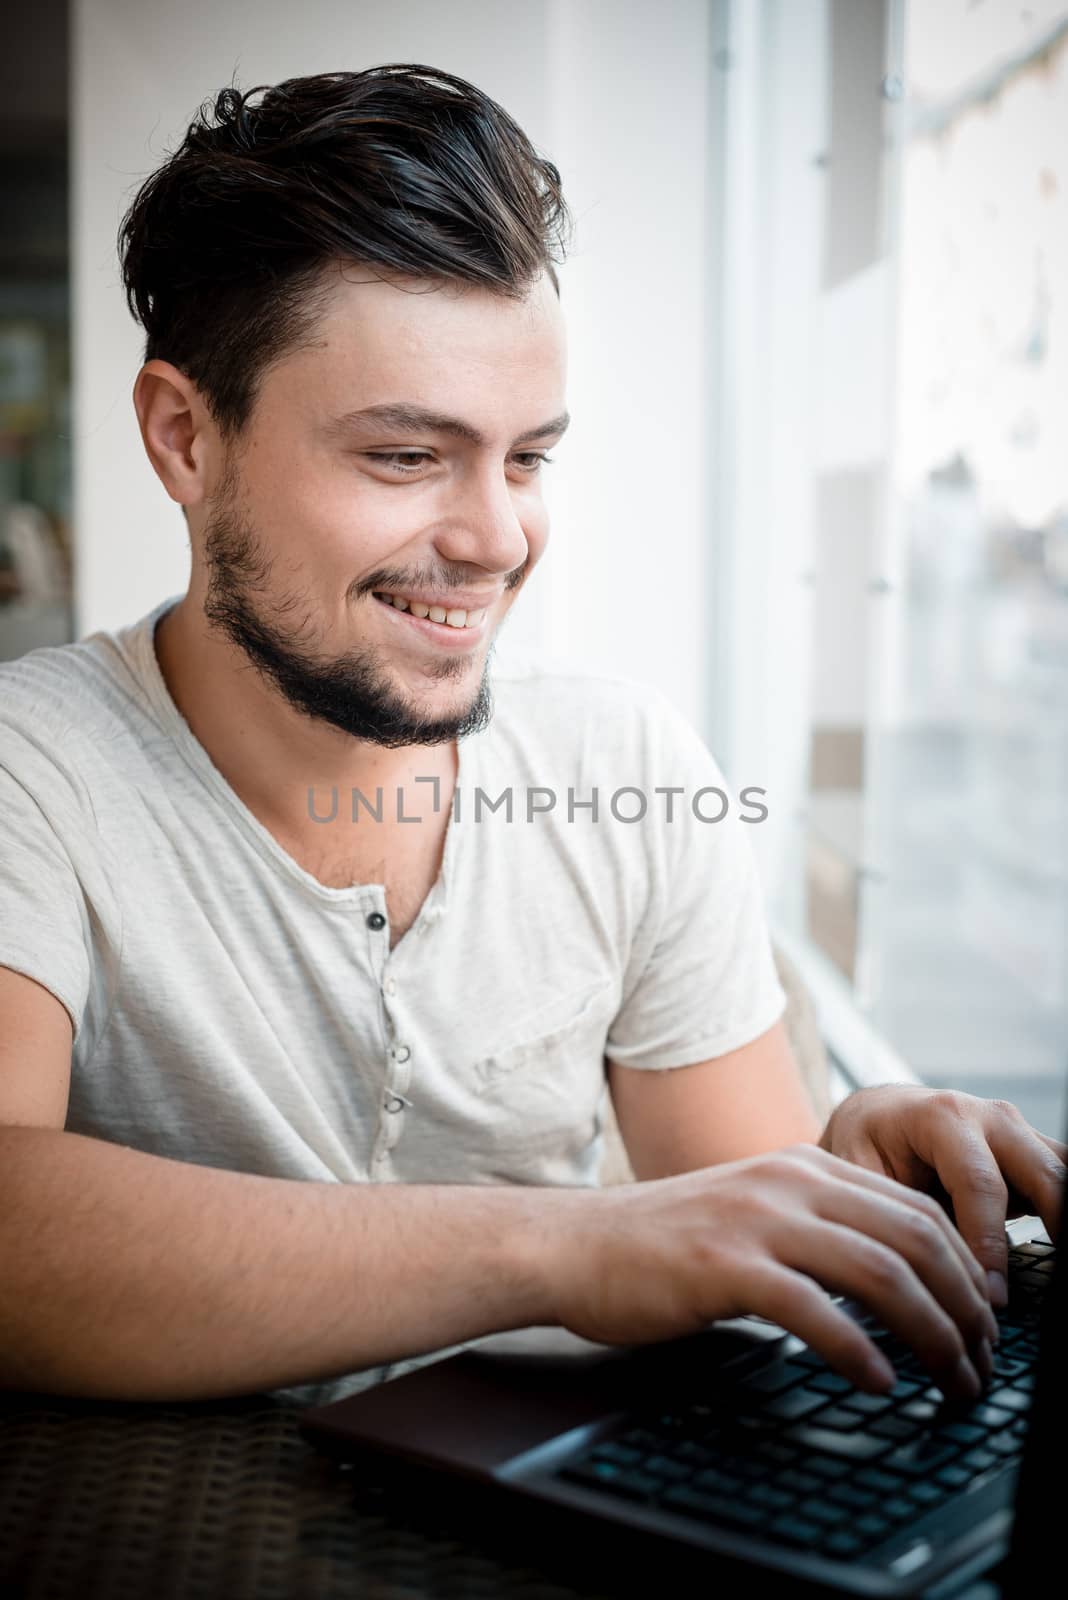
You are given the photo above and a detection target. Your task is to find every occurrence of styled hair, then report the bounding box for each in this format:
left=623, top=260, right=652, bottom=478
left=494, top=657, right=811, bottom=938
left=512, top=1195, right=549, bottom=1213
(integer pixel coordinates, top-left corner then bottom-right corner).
left=118, top=64, right=572, bottom=442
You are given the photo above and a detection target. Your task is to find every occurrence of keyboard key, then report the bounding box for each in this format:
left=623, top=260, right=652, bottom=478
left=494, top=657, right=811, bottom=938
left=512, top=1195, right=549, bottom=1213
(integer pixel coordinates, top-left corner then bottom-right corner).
left=769, top=1514, right=826, bottom=1548
left=760, top=1442, right=800, bottom=1466
left=933, top=1421, right=987, bottom=1447
left=883, top=1496, right=917, bottom=1521
left=854, top=1514, right=891, bottom=1541
left=828, top=1484, right=878, bottom=1511
left=785, top=1426, right=891, bottom=1461
left=805, top=1456, right=851, bottom=1481
left=745, top=1361, right=812, bottom=1395
left=841, top=1392, right=897, bottom=1416
left=908, top=1481, right=948, bottom=1508
left=806, top=1406, right=866, bottom=1432
left=823, top=1531, right=865, bottom=1558
left=561, top=1463, right=660, bottom=1499
left=900, top=1400, right=940, bottom=1424
left=750, top=1484, right=794, bottom=1512
left=970, top=1403, right=1017, bottom=1431
left=777, top=1468, right=823, bottom=1495
left=988, top=1389, right=1030, bottom=1414
left=808, top=1372, right=854, bottom=1395
left=870, top=1417, right=917, bottom=1442
left=642, top=1455, right=692, bottom=1482
left=795, top=1350, right=831, bottom=1369
left=855, top=1469, right=908, bottom=1494
left=665, top=1488, right=769, bottom=1530
left=798, top=1498, right=851, bottom=1528
left=616, top=1428, right=666, bottom=1452
left=959, top=1448, right=999, bottom=1474
left=884, top=1440, right=960, bottom=1477
left=936, top=1465, right=973, bottom=1490
left=589, top=1442, right=643, bottom=1467
left=763, top=1387, right=829, bottom=1422
left=662, top=1485, right=752, bottom=1523
left=693, top=1466, right=743, bottom=1495
left=989, top=1433, right=1023, bottom=1458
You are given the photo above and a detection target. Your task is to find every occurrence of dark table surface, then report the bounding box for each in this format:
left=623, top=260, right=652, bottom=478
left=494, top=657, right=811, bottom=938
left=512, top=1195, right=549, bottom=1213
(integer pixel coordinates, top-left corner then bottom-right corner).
left=0, top=1387, right=630, bottom=1600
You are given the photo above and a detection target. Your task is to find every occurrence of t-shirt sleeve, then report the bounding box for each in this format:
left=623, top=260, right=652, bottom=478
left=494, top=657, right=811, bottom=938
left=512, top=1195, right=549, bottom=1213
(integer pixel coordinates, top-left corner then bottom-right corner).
left=0, top=761, right=95, bottom=1044
left=604, top=691, right=786, bottom=1071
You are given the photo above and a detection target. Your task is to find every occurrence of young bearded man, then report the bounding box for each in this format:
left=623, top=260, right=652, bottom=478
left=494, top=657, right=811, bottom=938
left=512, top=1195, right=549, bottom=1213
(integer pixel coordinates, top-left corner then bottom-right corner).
left=0, top=65, right=1062, bottom=1408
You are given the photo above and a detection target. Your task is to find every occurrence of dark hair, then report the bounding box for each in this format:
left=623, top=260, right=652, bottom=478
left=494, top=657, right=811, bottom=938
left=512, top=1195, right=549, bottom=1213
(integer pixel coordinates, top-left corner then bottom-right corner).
left=118, top=64, right=572, bottom=442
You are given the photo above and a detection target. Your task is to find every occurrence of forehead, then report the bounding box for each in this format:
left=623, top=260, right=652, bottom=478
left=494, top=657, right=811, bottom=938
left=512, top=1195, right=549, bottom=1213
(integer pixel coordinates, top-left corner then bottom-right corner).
left=302, top=263, right=564, bottom=379
left=257, top=265, right=567, bottom=440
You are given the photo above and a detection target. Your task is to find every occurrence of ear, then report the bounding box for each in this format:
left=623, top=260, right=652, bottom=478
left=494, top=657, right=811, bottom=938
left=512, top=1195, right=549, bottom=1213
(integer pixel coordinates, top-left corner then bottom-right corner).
left=132, top=360, right=219, bottom=513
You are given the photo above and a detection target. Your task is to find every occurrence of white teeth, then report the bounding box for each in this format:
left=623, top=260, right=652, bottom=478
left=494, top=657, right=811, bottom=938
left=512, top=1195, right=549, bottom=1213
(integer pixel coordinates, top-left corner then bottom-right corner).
left=377, top=593, right=488, bottom=629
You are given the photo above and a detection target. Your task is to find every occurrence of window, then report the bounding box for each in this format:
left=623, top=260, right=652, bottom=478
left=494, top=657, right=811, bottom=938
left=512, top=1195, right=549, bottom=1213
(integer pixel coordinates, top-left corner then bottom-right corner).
left=709, top=0, right=1068, bottom=1137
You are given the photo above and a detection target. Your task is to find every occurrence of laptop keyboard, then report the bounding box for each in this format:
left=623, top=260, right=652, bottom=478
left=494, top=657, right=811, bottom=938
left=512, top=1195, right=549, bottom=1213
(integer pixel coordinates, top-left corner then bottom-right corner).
left=556, top=1241, right=1053, bottom=1562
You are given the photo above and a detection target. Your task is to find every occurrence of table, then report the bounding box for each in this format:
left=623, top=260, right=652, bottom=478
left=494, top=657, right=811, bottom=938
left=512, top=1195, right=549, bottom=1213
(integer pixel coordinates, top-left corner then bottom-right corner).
left=0, top=1388, right=628, bottom=1600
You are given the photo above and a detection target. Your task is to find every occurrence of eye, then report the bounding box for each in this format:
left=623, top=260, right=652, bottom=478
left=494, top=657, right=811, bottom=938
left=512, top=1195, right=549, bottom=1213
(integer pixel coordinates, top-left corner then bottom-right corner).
left=363, top=451, right=555, bottom=476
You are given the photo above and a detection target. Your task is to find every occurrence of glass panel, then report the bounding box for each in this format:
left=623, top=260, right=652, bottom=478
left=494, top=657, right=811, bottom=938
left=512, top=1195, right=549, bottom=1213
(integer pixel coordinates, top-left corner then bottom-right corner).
left=864, top=4, right=1068, bottom=1137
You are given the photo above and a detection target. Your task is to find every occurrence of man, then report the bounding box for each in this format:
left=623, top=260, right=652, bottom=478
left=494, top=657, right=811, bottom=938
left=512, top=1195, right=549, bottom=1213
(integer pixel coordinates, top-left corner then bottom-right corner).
left=0, top=64, right=1062, bottom=1408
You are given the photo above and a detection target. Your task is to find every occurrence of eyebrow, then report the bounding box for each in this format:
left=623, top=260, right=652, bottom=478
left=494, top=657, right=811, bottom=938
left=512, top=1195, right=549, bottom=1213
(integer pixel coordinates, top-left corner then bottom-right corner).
left=323, top=402, right=571, bottom=449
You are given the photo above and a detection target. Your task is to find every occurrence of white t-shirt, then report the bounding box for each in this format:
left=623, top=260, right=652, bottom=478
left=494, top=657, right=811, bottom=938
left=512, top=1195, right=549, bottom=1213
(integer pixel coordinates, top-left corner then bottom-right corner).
left=0, top=594, right=785, bottom=1405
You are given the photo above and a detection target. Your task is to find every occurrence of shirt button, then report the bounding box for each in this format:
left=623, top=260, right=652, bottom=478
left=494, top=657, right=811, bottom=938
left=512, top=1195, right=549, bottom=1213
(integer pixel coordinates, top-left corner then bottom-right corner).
left=366, top=911, right=387, bottom=931
left=392, top=1044, right=411, bottom=1063
left=384, top=977, right=397, bottom=996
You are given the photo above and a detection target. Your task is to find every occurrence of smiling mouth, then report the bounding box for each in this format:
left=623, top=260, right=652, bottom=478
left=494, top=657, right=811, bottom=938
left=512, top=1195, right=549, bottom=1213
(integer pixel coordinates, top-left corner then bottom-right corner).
left=372, top=592, right=489, bottom=631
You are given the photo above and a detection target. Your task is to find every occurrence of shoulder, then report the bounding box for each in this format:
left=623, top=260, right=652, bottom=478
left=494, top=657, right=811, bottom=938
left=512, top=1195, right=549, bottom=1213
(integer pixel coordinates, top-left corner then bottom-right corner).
left=0, top=611, right=159, bottom=794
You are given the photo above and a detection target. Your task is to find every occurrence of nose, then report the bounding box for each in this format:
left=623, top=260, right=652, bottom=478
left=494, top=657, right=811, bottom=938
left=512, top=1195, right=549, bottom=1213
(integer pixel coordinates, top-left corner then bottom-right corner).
left=431, top=460, right=537, bottom=578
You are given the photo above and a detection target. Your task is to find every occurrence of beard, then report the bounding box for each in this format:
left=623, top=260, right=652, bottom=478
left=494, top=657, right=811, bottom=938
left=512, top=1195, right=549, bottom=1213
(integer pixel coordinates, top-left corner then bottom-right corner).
left=200, top=490, right=511, bottom=750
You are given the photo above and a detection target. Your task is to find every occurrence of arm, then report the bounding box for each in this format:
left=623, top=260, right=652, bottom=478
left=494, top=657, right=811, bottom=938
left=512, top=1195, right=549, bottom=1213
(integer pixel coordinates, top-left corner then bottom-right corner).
left=0, top=967, right=559, bottom=1401
left=607, top=1020, right=822, bottom=1181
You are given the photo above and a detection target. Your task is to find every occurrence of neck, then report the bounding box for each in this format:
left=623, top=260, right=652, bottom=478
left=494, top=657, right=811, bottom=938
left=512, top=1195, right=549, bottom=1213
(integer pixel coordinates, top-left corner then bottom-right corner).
left=153, top=593, right=458, bottom=841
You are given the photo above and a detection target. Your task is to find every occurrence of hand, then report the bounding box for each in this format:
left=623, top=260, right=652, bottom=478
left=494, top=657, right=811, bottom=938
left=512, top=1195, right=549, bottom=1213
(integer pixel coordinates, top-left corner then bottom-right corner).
left=549, top=1145, right=1000, bottom=1401
left=819, top=1084, right=1066, bottom=1307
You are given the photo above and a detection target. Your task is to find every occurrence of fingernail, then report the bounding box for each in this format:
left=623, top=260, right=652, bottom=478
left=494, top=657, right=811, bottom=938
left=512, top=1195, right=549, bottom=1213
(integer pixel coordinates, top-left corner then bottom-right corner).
left=987, top=1270, right=1008, bottom=1309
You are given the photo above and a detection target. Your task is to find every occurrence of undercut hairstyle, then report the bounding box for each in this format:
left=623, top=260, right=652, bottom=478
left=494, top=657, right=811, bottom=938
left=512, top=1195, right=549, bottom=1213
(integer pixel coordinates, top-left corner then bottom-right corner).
left=118, top=63, right=573, bottom=444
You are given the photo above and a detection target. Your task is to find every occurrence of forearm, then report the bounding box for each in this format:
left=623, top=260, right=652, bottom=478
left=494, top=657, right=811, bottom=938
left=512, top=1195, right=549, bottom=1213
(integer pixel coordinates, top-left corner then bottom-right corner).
left=0, top=1127, right=569, bottom=1402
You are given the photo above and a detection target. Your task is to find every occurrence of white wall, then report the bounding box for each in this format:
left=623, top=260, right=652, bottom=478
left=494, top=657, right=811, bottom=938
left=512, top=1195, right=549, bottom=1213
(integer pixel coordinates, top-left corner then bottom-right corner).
left=71, top=0, right=716, bottom=729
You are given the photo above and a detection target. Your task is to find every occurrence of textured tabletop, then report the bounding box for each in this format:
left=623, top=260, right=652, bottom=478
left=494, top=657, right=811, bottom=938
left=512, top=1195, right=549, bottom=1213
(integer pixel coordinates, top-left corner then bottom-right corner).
left=0, top=1389, right=626, bottom=1600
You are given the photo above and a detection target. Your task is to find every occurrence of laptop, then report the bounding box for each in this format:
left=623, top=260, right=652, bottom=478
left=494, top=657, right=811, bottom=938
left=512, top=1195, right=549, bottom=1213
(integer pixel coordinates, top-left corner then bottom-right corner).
left=300, top=1112, right=1064, bottom=1600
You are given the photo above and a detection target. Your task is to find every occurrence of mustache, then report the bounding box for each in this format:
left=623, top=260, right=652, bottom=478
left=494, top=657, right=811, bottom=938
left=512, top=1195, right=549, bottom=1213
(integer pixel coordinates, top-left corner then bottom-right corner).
left=352, top=560, right=527, bottom=602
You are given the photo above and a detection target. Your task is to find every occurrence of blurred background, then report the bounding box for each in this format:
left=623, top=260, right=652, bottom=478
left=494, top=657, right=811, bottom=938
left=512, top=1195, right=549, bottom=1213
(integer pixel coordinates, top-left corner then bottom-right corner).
left=2, top=1, right=1065, bottom=1136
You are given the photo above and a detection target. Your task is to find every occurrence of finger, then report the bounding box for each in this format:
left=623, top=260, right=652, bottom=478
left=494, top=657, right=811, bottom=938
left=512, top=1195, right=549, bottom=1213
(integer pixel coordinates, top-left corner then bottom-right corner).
left=740, top=1261, right=901, bottom=1394
left=1035, top=1132, right=1067, bottom=1164
left=884, top=1120, right=1013, bottom=1305
left=792, top=1144, right=994, bottom=1311
left=780, top=1219, right=982, bottom=1403
left=982, top=1111, right=1066, bottom=1252
left=804, top=1180, right=999, bottom=1353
